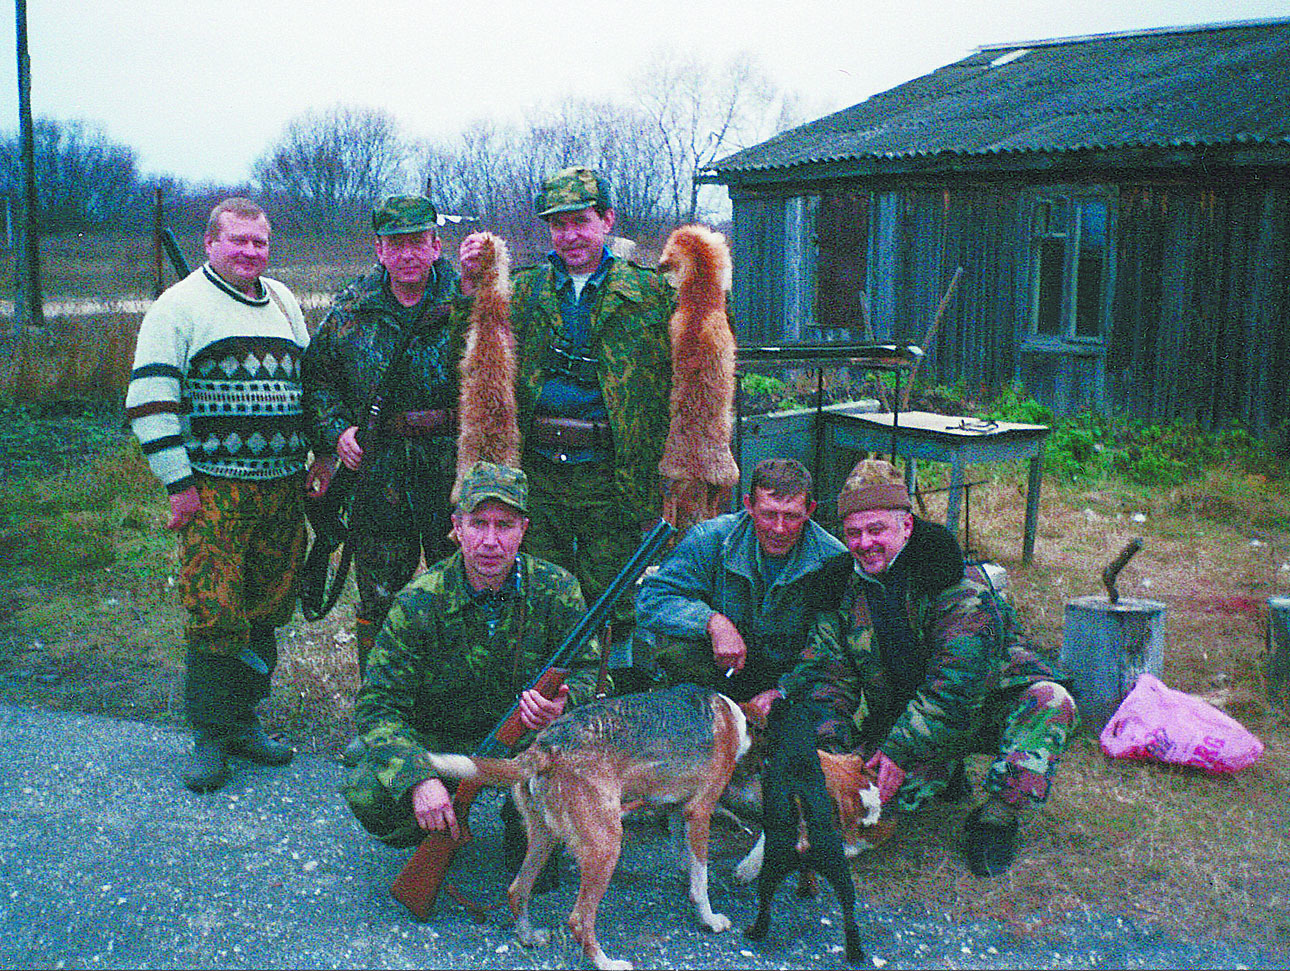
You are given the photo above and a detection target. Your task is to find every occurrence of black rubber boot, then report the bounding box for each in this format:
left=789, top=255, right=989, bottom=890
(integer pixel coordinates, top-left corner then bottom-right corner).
left=226, top=716, right=294, bottom=766
left=963, top=803, right=1020, bottom=877
left=181, top=726, right=230, bottom=793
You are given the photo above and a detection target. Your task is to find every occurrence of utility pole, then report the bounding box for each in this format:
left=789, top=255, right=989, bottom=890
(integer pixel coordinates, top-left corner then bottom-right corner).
left=14, top=0, right=44, bottom=331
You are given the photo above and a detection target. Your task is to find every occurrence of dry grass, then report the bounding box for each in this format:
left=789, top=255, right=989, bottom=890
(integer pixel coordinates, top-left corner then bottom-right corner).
left=879, top=463, right=1290, bottom=950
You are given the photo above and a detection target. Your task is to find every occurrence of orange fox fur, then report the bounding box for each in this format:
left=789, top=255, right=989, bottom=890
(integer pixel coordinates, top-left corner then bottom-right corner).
left=453, top=233, right=521, bottom=500
left=657, top=224, right=740, bottom=532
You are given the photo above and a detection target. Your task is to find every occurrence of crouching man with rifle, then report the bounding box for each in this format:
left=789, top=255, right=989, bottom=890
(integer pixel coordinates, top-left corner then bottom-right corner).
left=343, top=460, right=673, bottom=912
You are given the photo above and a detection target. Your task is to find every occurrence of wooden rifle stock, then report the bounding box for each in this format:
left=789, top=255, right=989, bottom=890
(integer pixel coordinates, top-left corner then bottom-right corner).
left=389, top=666, right=568, bottom=919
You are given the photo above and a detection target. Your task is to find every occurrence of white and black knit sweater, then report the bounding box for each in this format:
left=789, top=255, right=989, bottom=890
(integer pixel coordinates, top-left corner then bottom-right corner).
left=126, top=265, right=311, bottom=494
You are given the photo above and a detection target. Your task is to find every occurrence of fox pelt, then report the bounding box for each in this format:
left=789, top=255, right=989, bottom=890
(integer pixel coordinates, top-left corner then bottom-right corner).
left=657, top=224, right=740, bottom=534
left=453, top=232, right=521, bottom=501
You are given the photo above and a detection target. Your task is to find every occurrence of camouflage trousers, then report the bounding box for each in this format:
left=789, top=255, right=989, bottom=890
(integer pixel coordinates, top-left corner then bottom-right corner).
left=893, top=679, right=1080, bottom=812
left=522, top=454, right=638, bottom=632
left=348, top=441, right=454, bottom=629
left=178, top=473, right=305, bottom=656
left=349, top=523, right=451, bottom=628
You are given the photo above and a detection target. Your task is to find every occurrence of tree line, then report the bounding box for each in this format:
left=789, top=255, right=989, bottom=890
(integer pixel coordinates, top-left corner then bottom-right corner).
left=2, top=52, right=806, bottom=249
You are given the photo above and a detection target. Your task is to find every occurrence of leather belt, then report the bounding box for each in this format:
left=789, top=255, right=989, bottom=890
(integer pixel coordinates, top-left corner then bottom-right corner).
left=531, top=416, right=612, bottom=449
left=386, top=409, right=456, bottom=438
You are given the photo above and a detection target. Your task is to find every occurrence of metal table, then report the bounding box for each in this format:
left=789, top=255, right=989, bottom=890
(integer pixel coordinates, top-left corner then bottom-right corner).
left=735, top=343, right=923, bottom=500
left=822, top=410, right=1051, bottom=563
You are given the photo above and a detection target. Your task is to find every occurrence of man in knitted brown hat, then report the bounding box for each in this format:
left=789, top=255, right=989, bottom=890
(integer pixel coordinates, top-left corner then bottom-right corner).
left=780, top=459, right=1079, bottom=877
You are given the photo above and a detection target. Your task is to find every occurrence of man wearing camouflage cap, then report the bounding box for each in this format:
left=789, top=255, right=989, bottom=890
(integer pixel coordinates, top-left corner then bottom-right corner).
left=456, top=167, right=673, bottom=647
left=342, top=461, right=602, bottom=889
left=301, top=195, right=463, bottom=764
left=779, top=459, right=1079, bottom=878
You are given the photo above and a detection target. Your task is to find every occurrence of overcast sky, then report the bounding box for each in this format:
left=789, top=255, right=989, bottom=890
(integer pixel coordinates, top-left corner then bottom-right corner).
left=4, top=0, right=1289, bottom=186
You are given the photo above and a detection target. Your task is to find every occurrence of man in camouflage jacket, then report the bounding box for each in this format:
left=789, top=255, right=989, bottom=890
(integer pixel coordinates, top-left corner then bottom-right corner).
left=301, top=195, right=463, bottom=742
left=781, top=460, right=1079, bottom=877
left=457, top=167, right=673, bottom=635
left=342, top=463, right=602, bottom=869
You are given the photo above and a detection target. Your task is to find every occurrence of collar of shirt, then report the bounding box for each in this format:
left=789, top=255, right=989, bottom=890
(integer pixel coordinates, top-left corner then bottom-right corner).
left=467, top=562, right=523, bottom=606
left=548, top=248, right=614, bottom=295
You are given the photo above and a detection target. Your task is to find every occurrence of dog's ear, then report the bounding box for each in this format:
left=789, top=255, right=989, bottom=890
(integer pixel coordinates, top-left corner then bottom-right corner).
left=738, top=699, right=768, bottom=732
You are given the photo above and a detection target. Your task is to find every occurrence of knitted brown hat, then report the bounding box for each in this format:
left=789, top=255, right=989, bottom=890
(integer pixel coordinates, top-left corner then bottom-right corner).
left=837, top=459, right=912, bottom=519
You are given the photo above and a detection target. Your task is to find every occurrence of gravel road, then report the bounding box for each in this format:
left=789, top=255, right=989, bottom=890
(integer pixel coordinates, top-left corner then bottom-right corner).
left=2, top=704, right=1283, bottom=970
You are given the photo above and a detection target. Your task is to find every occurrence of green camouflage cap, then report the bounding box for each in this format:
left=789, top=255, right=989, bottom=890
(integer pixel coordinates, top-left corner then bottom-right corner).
left=457, top=461, right=528, bottom=514
left=534, top=166, right=612, bottom=218
left=372, top=195, right=439, bottom=236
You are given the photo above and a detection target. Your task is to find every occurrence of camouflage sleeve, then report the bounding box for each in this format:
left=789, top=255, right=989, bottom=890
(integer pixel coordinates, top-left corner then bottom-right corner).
left=781, top=608, right=866, bottom=753
left=878, top=578, right=996, bottom=768
left=354, top=595, right=444, bottom=803
left=299, top=307, right=355, bottom=455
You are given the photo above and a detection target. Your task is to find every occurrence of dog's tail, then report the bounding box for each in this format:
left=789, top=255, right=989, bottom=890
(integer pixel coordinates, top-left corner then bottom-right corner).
left=424, top=750, right=552, bottom=788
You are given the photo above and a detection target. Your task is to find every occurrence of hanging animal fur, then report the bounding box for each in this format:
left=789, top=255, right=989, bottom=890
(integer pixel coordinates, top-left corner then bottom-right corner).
left=452, top=232, right=521, bottom=501
left=657, top=224, right=740, bottom=534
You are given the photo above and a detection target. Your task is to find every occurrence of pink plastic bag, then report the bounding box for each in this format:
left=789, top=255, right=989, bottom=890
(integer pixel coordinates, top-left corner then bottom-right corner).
left=1099, top=673, right=1264, bottom=774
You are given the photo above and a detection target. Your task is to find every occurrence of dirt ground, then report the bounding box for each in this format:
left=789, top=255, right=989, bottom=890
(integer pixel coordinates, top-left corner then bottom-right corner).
left=3, top=448, right=1290, bottom=955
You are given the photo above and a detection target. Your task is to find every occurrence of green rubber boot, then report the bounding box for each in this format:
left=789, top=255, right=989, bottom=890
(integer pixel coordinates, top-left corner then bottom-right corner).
left=181, top=726, right=230, bottom=793
left=226, top=717, right=294, bottom=766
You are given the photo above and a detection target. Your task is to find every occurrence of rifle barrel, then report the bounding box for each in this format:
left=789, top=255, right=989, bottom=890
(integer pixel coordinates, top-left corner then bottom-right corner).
left=476, top=518, right=674, bottom=758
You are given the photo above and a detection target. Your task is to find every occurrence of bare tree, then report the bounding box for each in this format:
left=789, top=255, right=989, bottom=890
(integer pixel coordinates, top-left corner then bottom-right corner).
left=1, top=118, right=143, bottom=233
left=254, top=104, right=409, bottom=234
left=633, top=52, right=805, bottom=223
left=417, top=99, right=674, bottom=261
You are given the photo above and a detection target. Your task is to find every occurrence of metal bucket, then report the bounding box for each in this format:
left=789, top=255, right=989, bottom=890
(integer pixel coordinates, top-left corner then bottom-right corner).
left=1060, top=595, right=1166, bottom=732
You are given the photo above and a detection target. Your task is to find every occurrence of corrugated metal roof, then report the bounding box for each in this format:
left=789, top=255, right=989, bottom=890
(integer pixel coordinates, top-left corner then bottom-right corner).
left=711, top=18, right=1290, bottom=176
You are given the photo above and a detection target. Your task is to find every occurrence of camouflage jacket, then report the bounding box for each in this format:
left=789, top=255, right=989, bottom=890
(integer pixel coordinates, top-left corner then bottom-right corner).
left=782, top=519, right=1058, bottom=770
left=355, top=550, right=601, bottom=804
left=301, top=260, right=463, bottom=453
left=455, top=256, right=674, bottom=524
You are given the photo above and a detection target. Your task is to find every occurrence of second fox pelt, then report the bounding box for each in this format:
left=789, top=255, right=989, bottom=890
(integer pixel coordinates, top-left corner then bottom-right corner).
left=657, top=224, right=739, bottom=532
left=453, top=232, right=520, bottom=500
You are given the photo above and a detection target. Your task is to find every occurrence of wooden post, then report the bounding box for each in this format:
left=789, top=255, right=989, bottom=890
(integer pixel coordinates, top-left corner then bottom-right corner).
left=1059, top=595, right=1166, bottom=732
left=1266, top=596, right=1290, bottom=707
left=14, top=0, right=44, bottom=332
left=153, top=185, right=165, bottom=297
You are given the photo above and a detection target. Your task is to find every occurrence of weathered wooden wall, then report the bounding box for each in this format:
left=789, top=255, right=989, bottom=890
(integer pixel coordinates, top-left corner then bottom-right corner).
left=728, top=171, right=1290, bottom=435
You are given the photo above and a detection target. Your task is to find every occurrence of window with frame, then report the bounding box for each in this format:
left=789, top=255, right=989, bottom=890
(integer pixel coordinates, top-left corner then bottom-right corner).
left=1029, top=192, right=1111, bottom=341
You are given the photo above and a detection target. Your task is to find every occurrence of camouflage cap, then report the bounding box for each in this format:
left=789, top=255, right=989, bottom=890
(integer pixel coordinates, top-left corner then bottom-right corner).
left=372, top=195, right=438, bottom=236
left=534, top=166, right=612, bottom=218
left=457, top=461, right=528, bottom=514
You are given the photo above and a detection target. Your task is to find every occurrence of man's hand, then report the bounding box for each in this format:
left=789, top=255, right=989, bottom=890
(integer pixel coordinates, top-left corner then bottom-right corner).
left=337, top=426, right=363, bottom=471
left=166, top=485, right=202, bottom=530
left=707, top=613, right=747, bottom=676
left=746, top=688, right=782, bottom=722
left=518, top=683, right=569, bottom=731
left=411, top=777, right=460, bottom=840
left=457, top=233, right=490, bottom=297
left=864, top=750, right=906, bottom=805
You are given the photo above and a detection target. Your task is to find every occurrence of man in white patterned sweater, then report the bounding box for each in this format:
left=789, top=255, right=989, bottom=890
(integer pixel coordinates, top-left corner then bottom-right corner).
left=127, top=198, right=311, bottom=793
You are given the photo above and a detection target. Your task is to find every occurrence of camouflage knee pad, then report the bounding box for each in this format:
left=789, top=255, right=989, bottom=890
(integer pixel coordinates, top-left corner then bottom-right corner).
left=341, top=760, right=429, bottom=848
left=983, top=680, right=1080, bottom=805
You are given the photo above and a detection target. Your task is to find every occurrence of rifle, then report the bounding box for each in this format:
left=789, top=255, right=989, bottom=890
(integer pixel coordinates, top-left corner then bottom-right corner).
left=389, top=517, right=676, bottom=918
left=300, top=313, right=437, bottom=621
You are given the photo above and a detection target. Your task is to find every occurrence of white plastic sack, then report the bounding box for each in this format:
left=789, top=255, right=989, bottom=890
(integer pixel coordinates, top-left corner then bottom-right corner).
left=1099, top=673, right=1264, bottom=774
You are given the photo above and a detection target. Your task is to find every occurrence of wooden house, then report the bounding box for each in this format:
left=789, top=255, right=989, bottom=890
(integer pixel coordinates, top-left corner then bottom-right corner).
left=705, top=18, right=1290, bottom=432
